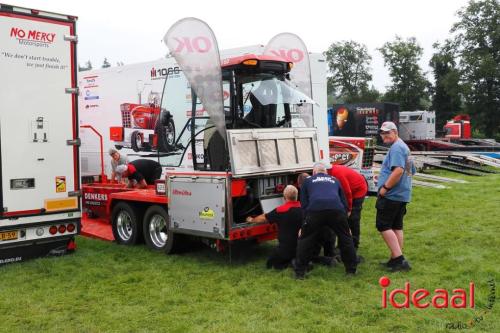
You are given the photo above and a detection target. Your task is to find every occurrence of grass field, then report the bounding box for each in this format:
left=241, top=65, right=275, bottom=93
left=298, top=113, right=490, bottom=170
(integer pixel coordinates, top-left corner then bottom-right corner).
left=0, top=171, right=498, bottom=333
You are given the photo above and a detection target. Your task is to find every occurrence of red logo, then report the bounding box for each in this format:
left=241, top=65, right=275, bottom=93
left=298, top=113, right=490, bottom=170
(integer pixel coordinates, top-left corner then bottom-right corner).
left=173, top=36, right=212, bottom=53
left=10, top=27, right=56, bottom=43
left=380, top=276, right=475, bottom=309
left=268, top=49, right=304, bottom=63
left=172, top=189, right=192, bottom=196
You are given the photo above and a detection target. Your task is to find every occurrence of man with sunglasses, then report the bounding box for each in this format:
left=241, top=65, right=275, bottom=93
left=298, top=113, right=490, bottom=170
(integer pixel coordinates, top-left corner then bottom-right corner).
left=377, top=121, right=415, bottom=272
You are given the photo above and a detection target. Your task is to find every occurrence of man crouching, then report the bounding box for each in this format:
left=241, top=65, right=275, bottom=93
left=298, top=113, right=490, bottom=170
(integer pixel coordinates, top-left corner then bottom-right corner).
left=247, top=185, right=302, bottom=270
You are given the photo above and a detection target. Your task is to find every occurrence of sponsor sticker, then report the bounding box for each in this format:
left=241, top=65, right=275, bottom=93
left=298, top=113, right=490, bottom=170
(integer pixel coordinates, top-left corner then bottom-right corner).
left=199, top=207, right=215, bottom=220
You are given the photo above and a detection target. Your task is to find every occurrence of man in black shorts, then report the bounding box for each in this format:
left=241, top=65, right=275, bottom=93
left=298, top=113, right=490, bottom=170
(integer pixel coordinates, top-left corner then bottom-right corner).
left=247, top=185, right=302, bottom=270
left=376, top=121, right=415, bottom=272
left=116, top=159, right=162, bottom=189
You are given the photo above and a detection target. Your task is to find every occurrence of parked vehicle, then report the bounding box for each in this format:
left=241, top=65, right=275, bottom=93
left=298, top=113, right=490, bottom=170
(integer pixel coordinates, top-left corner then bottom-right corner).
left=0, top=4, right=80, bottom=263
left=82, top=18, right=329, bottom=253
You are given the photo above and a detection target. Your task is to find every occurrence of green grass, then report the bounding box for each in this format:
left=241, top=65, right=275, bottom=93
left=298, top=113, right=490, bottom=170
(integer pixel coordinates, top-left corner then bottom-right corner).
left=0, top=172, right=499, bottom=333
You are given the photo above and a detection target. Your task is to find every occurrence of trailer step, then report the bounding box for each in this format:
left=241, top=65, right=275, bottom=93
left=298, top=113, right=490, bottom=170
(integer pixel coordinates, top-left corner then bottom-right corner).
left=81, top=215, right=114, bottom=242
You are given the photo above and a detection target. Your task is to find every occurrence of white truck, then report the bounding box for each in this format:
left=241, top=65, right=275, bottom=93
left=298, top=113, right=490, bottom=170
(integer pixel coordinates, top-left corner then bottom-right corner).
left=81, top=18, right=330, bottom=252
left=78, top=46, right=329, bottom=179
left=0, top=4, right=80, bottom=264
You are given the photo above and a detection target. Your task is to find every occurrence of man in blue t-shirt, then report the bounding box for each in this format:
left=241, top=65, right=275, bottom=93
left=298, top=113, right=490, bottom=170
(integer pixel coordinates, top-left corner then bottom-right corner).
left=293, top=163, right=358, bottom=279
left=377, top=121, right=415, bottom=272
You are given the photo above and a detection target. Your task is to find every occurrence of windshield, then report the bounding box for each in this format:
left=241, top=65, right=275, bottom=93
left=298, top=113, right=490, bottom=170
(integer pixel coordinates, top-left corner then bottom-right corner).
left=240, top=75, right=315, bottom=128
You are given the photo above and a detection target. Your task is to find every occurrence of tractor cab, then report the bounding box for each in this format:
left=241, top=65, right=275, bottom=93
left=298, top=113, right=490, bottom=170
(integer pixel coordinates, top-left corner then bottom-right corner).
left=159, top=54, right=317, bottom=171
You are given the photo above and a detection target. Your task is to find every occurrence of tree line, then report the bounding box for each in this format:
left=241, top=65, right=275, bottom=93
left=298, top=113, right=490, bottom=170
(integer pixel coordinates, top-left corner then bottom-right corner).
left=325, top=0, right=499, bottom=138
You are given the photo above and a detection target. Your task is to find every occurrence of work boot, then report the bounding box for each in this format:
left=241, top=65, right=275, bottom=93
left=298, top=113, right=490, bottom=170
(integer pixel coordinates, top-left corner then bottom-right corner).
left=291, top=259, right=307, bottom=280
left=380, top=257, right=398, bottom=268
left=388, top=260, right=411, bottom=272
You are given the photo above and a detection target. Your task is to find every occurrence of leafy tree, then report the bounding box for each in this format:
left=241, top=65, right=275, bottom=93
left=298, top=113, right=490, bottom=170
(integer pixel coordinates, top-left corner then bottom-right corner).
left=324, top=40, right=373, bottom=102
left=378, top=36, right=430, bottom=110
left=449, top=0, right=500, bottom=137
left=102, top=58, right=111, bottom=68
left=429, top=42, right=463, bottom=129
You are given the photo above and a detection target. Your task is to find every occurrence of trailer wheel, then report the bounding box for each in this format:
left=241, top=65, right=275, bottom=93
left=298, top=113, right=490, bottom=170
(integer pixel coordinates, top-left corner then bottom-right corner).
left=142, top=205, right=171, bottom=252
left=131, top=130, right=143, bottom=152
left=111, top=202, right=143, bottom=245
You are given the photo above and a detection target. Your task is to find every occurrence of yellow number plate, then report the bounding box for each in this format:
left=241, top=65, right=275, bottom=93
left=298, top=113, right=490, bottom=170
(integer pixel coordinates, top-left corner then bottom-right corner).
left=0, top=230, right=18, bottom=241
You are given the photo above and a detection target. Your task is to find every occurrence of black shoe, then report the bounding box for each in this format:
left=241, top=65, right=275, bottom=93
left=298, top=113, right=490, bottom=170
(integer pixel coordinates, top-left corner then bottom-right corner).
left=388, top=260, right=411, bottom=272
left=345, top=270, right=357, bottom=276
left=380, top=257, right=398, bottom=268
left=292, top=258, right=308, bottom=279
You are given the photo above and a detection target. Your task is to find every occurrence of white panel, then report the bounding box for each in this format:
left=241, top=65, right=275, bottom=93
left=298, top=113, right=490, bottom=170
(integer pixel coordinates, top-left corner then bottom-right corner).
left=0, top=14, right=76, bottom=214
left=228, top=128, right=319, bottom=177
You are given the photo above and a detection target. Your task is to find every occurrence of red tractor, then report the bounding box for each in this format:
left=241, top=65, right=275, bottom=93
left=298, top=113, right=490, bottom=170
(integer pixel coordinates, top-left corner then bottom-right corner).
left=110, top=92, right=176, bottom=152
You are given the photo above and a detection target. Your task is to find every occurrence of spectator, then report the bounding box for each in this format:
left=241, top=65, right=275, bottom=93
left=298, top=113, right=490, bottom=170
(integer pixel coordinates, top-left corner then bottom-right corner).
left=376, top=121, right=415, bottom=272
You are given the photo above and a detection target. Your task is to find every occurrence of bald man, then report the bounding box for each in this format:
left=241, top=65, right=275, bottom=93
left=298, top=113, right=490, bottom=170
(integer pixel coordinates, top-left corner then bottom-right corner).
left=247, top=185, right=302, bottom=270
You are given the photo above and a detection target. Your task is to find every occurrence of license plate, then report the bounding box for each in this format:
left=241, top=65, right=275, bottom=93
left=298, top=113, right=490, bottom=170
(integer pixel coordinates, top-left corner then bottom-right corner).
left=0, top=230, right=18, bottom=241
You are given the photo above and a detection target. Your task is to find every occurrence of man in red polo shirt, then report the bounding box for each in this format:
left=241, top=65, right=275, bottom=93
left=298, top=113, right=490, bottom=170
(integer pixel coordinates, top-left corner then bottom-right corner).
left=247, top=185, right=302, bottom=269
left=328, top=165, right=368, bottom=250
left=116, top=159, right=162, bottom=189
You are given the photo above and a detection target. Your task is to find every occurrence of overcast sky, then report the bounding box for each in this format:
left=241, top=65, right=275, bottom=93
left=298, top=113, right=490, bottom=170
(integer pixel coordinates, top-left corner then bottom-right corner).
left=12, top=0, right=470, bottom=91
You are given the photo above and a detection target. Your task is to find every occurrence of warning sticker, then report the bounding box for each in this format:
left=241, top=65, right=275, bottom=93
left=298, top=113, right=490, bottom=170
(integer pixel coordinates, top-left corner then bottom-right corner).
left=56, top=176, right=66, bottom=193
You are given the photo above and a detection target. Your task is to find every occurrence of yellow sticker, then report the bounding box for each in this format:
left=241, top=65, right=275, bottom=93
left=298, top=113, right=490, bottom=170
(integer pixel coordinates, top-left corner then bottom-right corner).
left=199, top=207, right=215, bottom=220
left=56, top=176, right=66, bottom=193
left=44, top=197, right=78, bottom=212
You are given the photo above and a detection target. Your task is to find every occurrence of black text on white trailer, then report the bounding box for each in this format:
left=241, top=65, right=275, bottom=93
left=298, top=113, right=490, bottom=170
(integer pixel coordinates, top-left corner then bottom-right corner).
left=0, top=4, right=80, bottom=264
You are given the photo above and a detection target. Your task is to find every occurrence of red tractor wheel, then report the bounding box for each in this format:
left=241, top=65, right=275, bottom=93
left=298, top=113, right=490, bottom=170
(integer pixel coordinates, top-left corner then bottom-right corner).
left=131, top=130, right=143, bottom=152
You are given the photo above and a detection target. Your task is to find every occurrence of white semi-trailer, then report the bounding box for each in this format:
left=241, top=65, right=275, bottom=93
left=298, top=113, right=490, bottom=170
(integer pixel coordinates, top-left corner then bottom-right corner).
left=0, top=4, right=80, bottom=263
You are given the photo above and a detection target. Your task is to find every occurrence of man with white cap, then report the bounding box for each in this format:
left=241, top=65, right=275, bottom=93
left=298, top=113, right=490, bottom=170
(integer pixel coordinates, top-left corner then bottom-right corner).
left=376, top=121, right=415, bottom=272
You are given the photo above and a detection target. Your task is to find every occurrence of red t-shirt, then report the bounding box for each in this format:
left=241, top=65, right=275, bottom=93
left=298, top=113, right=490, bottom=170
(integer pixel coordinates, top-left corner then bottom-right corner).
left=328, top=165, right=368, bottom=211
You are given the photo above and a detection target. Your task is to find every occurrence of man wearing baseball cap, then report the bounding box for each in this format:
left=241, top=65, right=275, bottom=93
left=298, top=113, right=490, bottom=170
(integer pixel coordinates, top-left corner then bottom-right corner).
left=376, top=121, right=415, bottom=272
left=116, top=159, right=162, bottom=189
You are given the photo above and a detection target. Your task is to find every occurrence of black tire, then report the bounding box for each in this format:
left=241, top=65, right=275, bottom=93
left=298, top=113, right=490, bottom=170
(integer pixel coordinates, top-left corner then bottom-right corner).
left=111, top=202, right=143, bottom=245
left=131, top=130, right=142, bottom=152
left=143, top=205, right=173, bottom=252
left=115, top=145, right=123, bottom=150
left=156, top=116, right=176, bottom=152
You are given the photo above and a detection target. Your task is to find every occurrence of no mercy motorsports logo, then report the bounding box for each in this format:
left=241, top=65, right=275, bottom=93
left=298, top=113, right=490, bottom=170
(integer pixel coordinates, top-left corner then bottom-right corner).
left=10, top=27, right=56, bottom=44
